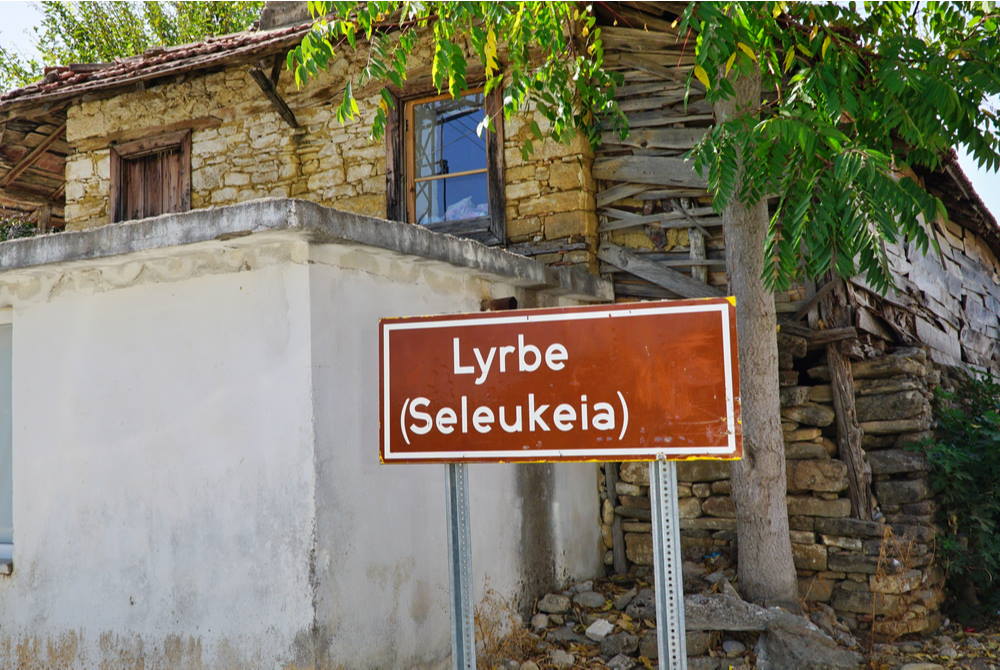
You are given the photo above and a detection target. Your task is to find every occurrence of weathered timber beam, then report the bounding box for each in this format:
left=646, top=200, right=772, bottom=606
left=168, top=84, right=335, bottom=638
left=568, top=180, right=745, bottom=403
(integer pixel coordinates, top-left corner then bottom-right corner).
left=269, top=54, right=283, bottom=86
left=0, top=183, right=57, bottom=206
left=0, top=122, right=66, bottom=187
left=600, top=127, right=707, bottom=151
left=808, top=326, right=859, bottom=346
left=598, top=243, right=723, bottom=298
left=248, top=68, right=299, bottom=128
left=593, top=155, right=705, bottom=188
left=596, top=183, right=648, bottom=208
left=820, top=277, right=873, bottom=521
left=792, top=277, right=838, bottom=321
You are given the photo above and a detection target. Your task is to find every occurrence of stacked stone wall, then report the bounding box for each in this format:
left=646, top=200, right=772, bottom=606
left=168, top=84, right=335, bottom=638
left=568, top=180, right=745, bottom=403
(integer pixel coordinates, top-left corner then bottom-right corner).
left=62, top=58, right=596, bottom=268
left=599, top=344, right=945, bottom=638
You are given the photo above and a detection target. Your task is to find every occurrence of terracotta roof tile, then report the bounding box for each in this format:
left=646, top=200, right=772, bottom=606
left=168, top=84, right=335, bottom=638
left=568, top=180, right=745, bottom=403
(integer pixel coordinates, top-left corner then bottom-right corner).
left=0, top=21, right=313, bottom=112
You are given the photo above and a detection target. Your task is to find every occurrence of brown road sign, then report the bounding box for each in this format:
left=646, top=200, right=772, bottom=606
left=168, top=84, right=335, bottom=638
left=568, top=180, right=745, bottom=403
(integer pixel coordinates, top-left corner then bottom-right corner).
left=379, top=297, right=741, bottom=464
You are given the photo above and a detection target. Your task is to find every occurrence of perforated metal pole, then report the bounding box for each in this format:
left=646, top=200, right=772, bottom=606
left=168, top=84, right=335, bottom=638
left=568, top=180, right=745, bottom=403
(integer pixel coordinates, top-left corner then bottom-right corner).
left=650, top=459, right=687, bottom=670
left=445, top=463, right=477, bottom=670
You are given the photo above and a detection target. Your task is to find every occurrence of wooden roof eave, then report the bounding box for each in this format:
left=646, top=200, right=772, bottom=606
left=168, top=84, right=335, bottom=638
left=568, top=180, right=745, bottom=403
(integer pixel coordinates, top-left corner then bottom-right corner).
left=0, top=24, right=312, bottom=122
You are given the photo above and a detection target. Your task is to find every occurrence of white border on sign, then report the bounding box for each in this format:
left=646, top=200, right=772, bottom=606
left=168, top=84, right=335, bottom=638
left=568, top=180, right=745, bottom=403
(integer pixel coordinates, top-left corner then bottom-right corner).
left=382, top=303, right=737, bottom=461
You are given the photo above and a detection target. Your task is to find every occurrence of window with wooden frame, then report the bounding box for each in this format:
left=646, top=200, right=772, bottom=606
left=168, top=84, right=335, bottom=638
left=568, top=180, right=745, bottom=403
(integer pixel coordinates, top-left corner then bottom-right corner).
left=109, top=130, right=191, bottom=223
left=386, top=88, right=505, bottom=245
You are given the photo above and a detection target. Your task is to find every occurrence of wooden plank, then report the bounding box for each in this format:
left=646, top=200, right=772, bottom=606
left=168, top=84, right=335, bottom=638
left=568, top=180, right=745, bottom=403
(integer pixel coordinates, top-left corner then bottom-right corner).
left=807, top=326, right=858, bottom=346
left=617, top=93, right=687, bottom=112
left=0, top=122, right=65, bottom=187
left=601, top=127, right=707, bottom=150
left=248, top=68, right=299, bottom=128
left=601, top=26, right=686, bottom=50
left=636, top=188, right=710, bottom=200
left=820, top=278, right=873, bottom=521
left=484, top=86, right=507, bottom=245
left=624, top=110, right=714, bottom=128
left=614, top=81, right=683, bottom=98
left=384, top=92, right=405, bottom=222
left=593, top=155, right=705, bottom=187
left=598, top=243, right=722, bottom=298
left=596, top=183, right=648, bottom=208
left=599, top=206, right=719, bottom=232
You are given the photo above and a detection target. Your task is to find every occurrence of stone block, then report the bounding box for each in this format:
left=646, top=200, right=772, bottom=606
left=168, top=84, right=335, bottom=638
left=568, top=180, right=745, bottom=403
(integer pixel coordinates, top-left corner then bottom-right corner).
left=779, top=370, right=800, bottom=386
left=681, top=517, right=736, bottom=531
left=711, top=480, right=731, bottom=495
left=875, top=478, right=930, bottom=505
left=785, top=427, right=822, bottom=442
left=786, top=442, right=830, bottom=460
left=788, top=460, right=848, bottom=493
left=870, top=569, right=924, bottom=594
left=506, top=216, right=543, bottom=239
left=547, top=161, right=586, bottom=190
left=867, top=450, right=928, bottom=475
left=679, top=496, right=703, bottom=519
left=855, top=391, right=929, bottom=423
left=827, top=551, right=880, bottom=574
left=851, top=351, right=927, bottom=379
left=544, top=210, right=588, bottom=239
left=619, top=495, right=650, bottom=509
left=789, top=530, right=816, bottom=544
left=781, top=403, right=835, bottom=427
left=799, top=576, right=835, bottom=602
left=779, top=386, right=811, bottom=406
left=615, top=482, right=642, bottom=497
left=792, top=543, right=828, bottom=571
left=625, top=532, right=652, bottom=566
left=831, top=587, right=902, bottom=615
left=808, top=385, right=833, bottom=403
left=677, top=460, right=731, bottom=482
left=701, top=496, right=736, bottom=518
left=777, top=332, right=808, bottom=358
left=860, top=417, right=932, bottom=434
left=518, top=190, right=590, bottom=217
left=854, top=376, right=923, bottom=396
left=819, top=535, right=863, bottom=551
left=619, top=462, right=649, bottom=485
left=786, top=496, right=851, bottom=518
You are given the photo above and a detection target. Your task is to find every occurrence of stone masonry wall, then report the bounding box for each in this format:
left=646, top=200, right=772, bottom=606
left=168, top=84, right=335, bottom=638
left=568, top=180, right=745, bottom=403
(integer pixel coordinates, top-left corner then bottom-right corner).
left=599, top=343, right=945, bottom=638
left=63, top=54, right=596, bottom=268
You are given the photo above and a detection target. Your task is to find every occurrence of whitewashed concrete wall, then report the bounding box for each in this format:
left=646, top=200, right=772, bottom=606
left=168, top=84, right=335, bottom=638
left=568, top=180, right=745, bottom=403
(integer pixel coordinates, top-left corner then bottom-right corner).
left=308, top=245, right=601, bottom=667
left=0, top=202, right=607, bottom=669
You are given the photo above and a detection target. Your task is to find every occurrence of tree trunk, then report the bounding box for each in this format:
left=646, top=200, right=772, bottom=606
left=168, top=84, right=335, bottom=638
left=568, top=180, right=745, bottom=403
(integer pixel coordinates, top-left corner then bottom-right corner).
left=716, top=69, right=799, bottom=607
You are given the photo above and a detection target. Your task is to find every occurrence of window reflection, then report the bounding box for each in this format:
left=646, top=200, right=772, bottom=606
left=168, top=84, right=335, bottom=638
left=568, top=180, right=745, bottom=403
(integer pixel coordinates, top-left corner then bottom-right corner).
left=411, top=92, right=489, bottom=225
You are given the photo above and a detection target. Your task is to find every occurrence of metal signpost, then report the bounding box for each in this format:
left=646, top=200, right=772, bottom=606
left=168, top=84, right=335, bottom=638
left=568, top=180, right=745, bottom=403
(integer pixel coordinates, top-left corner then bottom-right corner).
left=379, top=298, right=741, bottom=670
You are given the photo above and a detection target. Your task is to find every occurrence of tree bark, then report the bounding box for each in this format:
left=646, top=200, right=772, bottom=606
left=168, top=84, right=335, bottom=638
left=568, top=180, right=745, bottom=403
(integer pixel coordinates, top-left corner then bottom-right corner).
left=716, top=69, right=799, bottom=607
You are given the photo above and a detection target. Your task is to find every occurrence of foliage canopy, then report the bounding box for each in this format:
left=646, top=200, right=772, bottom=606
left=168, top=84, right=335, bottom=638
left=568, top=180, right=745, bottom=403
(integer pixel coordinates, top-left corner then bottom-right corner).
left=287, top=1, right=624, bottom=158
left=684, top=1, right=1000, bottom=291
left=290, top=1, right=1000, bottom=293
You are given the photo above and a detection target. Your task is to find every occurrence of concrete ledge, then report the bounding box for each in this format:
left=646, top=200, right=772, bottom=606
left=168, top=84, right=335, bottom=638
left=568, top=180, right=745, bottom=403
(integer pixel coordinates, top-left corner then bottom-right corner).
left=0, top=198, right=612, bottom=301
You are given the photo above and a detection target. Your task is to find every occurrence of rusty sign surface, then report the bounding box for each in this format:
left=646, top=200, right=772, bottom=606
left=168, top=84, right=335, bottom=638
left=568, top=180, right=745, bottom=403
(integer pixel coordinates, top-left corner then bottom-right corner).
left=379, top=297, right=741, bottom=464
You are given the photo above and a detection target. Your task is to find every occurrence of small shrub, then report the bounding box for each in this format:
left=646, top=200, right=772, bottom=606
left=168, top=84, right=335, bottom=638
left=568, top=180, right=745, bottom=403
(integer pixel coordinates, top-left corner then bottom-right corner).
left=923, top=373, right=1000, bottom=622
left=0, top=218, right=36, bottom=241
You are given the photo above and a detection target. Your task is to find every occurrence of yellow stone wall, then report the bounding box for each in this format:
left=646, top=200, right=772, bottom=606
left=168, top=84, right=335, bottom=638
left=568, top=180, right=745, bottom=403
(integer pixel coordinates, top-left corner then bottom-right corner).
left=64, top=55, right=597, bottom=268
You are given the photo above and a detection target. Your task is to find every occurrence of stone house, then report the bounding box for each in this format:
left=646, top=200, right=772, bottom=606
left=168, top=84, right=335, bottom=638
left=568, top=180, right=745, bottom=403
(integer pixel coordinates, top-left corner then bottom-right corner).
left=1, top=0, right=998, bottom=660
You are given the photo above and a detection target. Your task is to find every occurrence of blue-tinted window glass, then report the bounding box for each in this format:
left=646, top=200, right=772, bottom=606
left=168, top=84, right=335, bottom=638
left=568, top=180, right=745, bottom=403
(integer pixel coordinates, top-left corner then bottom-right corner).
left=412, top=92, right=489, bottom=225
left=415, top=173, right=489, bottom=225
